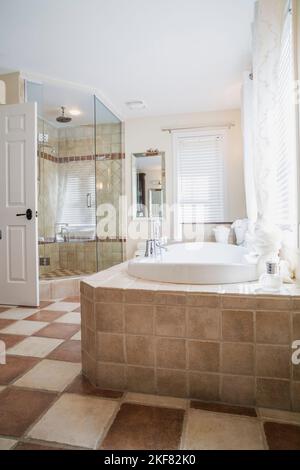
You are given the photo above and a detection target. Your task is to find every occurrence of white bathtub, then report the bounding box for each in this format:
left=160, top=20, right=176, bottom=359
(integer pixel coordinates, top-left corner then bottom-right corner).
left=128, top=242, right=258, bottom=285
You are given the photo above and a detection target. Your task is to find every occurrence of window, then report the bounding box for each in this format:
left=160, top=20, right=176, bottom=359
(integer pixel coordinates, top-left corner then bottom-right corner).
left=57, top=161, right=96, bottom=226
left=173, top=129, right=227, bottom=234
left=273, top=3, right=297, bottom=233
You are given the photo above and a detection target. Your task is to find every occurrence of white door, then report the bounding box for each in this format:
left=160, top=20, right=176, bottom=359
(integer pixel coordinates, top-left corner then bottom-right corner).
left=0, top=103, right=39, bottom=307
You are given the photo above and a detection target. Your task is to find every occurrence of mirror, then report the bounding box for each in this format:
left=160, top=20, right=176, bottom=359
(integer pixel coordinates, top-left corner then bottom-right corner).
left=132, top=152, right=166, bottom=218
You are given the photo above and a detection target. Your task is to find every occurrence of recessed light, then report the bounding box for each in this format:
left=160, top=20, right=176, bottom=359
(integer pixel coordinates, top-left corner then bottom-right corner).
left=125, top=100, right=146, bottom=110
left=69, top=109, right=81, bottom=116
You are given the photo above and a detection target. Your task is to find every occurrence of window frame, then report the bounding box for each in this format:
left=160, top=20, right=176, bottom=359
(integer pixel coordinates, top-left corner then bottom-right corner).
left=172, top=128, right=229, bottom=240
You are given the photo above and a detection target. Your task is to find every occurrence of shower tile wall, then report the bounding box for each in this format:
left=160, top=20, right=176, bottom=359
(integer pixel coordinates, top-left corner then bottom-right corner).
left=39, top=120, right=124, bottom=279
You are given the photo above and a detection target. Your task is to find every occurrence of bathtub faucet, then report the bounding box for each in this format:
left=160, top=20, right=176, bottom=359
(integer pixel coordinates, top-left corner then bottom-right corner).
left=145, top=239, right=167, bottom=258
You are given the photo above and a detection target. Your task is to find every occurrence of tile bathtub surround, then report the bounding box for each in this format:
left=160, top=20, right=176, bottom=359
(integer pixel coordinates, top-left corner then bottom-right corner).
left=81, top=267, right=300, bottom=411
left=0, top=302, right=300, bottom=449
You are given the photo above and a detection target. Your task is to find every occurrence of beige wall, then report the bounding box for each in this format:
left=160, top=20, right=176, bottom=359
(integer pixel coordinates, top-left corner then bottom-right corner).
left=124, top=109, right=246, bottom=259
left=0, top=72, right=24, bottom=104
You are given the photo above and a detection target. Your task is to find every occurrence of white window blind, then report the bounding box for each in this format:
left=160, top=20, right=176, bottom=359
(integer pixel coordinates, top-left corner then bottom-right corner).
left=273, top=4, right=297, bottom=230
left=175, top=132, right=226, bottom=224
left=57, top=161, right=96, bottom=226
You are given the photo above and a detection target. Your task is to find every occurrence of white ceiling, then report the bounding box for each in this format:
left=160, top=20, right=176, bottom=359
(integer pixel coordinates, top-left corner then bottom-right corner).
left=0, top=0, right=255, bottom=120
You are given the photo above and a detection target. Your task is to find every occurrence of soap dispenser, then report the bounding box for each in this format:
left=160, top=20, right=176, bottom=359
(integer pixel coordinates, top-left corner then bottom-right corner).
left=259, top=262, right=282, bottom=292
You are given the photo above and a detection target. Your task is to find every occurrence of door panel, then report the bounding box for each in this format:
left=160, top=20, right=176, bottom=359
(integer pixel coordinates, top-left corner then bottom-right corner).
left=0, top=103, right=39, bottom=306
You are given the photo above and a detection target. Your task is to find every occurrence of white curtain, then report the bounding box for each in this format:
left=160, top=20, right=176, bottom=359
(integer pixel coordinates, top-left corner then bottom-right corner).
left=244, top=0, right=291, bottom=274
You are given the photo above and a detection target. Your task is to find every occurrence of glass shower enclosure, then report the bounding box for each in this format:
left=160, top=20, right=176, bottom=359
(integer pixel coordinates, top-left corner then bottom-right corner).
left=26, top=81, right=124, bottom=279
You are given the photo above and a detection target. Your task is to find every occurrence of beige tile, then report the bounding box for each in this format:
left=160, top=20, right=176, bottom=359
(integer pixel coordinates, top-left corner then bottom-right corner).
left=0, top=437, right=17, bottom=450
left=221, top=296, right=257, bottom=310
left=0, top=320, right=48, bottom=336
left=156, top=337, right=186, bottom=370
left=28, top=393, right=118, bottom=449
left=81, top=297, right=94, bottom=329
left=189, top=372, right=220, bottom=401
left=221, top=376, right=255, bottom=406
left=14, top=360, right=81, bottom=392
left=0, top=386, right=6, bottom=393
left=126, top=366, right=156, bottom=394
left=293, top=314, right=300, bottom=340
left=222, top=343, right=254, bottom=375
left=222, top=310, right=254, bottom=342
left=0, top=308, right=38, bottom=320
left=126, top=336, right=154, bottom=366
left=95, top=288, right=123, bottom=303
left=256, top=378, right=291, bottom=410
left=256, top=345, right=290, bottom=379
left=256, top=311, right=290, bottom=345
left=97, top=333, right=124, bottom=363
left=292, top=382, right=300, bottom=411
left=71, top=331, right=81, bottom=341
left=7, top=337, right=63, bottom=358
left=155, top=306, right=186, bottom=337
left=157, top=369, right=187, bottom=397
left=182, top=409, right=265, bottom=450
left=55, top=312, right=81, bottom=325
left=96, top=303, right=124, bottom=333
left=187, top=295, right=220, bottom=308
left=187, top=307, right=220, bottom=340
left=259, top=408, right=300, bottom=426
left=125, top=305, right=154, bottom=335
left=188, top=341, right=220, bottom=372
left=96, top=362, right=126, bottom=390
left=256, top=296, right=291, bottom=311
left=125, top=392, right=187, bottom=410
left=45, top=302, right=80, bottom=312
left=154, top=293, right=186, bottom=306
left=124, top=290, right=155, bottom=304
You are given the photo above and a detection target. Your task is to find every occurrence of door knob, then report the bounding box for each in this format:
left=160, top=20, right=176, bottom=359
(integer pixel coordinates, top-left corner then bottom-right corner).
left=16, top=209, right=33, bottom=220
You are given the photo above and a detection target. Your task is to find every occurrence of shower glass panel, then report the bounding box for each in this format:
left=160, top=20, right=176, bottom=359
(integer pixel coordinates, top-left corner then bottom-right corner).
left=26, top=80, right=98, bottom=279
left=94, top=96, right=124, bottom=270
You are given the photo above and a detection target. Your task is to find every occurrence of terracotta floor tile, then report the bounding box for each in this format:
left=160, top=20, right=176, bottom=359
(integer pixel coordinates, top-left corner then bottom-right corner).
left=0, top=333, right=26, bottom=349
left=39, top=301, right=54, bottom=309
left=182, top=409, right=265, bottom=450
left=28, top=393, right=118, bottom=449
left=27, top=310, right=66, bottom=323
left=14, top=359, right=81, bottom=392
left=62, top=296, right=80, bottom=303
left=0, top=388, right=56, bottom=437
left=0, top=319, right=15, bottom=330
left=48, top=340, right=81, bottom=363
left=0, top=308, right=11, bottom=314
left=101, top=403, right=184, bottom=450
left=34, top=323, right=81, bottom=340
left=15, top=441, right=65, bottom=450
left=190, top=401, right=257, bottom=417
left=264, top=422, right=300, bottom=450
left=0, top=355, right=40, bottom=385
left=66, top=375, right=123, bottom=399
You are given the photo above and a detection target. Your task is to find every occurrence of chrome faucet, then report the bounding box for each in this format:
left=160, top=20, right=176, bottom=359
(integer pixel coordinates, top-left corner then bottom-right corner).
left=145, top=239, right=167, bottom=258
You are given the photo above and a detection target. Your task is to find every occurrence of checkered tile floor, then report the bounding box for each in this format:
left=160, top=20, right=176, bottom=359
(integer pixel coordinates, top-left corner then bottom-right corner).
left=40, top=269, right=95, bottom=280
left=0, top=297, right=300, bottom=450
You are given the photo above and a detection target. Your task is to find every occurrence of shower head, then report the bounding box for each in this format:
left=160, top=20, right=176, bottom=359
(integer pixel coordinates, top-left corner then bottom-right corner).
left=56, top=106, right=72, bottom=124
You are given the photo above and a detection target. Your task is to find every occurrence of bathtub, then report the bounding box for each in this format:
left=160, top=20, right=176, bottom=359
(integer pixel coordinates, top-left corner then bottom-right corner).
left=128, top=242, right=258, bottom=284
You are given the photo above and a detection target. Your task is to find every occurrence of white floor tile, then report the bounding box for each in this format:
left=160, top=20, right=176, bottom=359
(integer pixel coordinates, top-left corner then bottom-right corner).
left=14, top=359, right=81, bottom=392
left=7, top=337, right=64, bottom=358
left=0, top=320, right=48, bottom=336
left=54, top=312, right=81, bottom=325
left=44, top=302, right=80, bottom=312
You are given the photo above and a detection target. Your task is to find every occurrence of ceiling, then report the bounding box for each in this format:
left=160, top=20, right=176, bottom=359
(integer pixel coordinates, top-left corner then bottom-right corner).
left=0, top=0, right=255, bottom=120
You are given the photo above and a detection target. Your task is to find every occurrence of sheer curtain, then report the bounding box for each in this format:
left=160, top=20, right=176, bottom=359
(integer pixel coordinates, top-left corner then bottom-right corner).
left=244, top=0, right=297, bottom=275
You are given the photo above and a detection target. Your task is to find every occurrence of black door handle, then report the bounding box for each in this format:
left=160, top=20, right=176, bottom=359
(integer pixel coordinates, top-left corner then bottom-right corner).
left=16, top=209, right=33, bottom=220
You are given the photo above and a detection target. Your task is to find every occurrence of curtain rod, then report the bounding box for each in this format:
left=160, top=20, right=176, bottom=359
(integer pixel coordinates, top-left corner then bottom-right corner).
left=161, top=123, right=235, bottom=134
